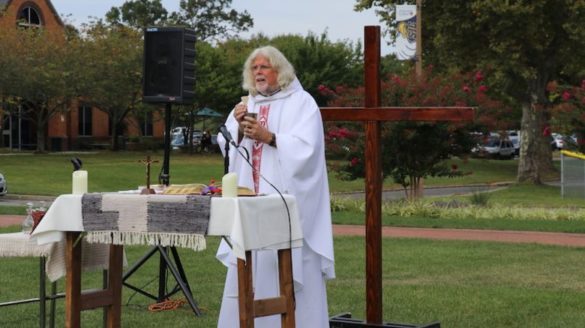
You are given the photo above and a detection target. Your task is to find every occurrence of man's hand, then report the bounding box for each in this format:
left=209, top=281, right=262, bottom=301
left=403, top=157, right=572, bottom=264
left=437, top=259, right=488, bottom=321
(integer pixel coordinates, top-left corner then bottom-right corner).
left=234, top=103, right=247, bottom=124
left=242, top=116, right=272, bottom=144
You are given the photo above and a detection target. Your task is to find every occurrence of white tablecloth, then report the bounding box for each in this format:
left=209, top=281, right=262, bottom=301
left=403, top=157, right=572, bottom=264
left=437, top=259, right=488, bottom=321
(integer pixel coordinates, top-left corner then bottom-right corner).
left=32, top=193, right=303, bottom=260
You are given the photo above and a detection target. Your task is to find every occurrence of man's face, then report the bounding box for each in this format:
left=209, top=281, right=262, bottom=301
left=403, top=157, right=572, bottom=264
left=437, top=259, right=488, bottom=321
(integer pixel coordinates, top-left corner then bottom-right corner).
left=252, top=55, right=278, bottom=95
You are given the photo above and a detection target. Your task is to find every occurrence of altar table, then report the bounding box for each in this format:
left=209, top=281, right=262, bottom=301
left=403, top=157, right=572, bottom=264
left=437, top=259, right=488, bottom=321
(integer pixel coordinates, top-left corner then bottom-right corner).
left=31, top=193, right=302, bottom=328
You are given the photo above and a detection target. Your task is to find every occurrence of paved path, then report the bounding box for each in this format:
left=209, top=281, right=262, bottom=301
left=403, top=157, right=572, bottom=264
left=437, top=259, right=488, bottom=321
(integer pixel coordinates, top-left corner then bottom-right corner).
left=0, top=182, right=513, bottom=206
left=333, top=225, right=585, bottom=248
left=3, top=214, right=584, bottom=248
left=0, top=215, right=23, bottom=227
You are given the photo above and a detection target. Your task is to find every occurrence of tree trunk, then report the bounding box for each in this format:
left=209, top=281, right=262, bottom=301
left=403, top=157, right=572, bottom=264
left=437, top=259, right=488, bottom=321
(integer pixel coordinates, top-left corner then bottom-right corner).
left=36, top=123, right=47, bottom=153
left=187, top=110, right=195, bottom=154
left=35, top=105, right=48, bottom=153
left=517, top=99, right=555, bottom=183
left=111, top=119, right=124, bottom=151
left=407, top=176, right=424, bottom=200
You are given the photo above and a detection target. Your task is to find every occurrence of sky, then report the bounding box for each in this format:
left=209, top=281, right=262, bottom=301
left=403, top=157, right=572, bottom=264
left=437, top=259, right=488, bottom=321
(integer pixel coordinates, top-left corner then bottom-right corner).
left=50, top=0, right=393, bottom=55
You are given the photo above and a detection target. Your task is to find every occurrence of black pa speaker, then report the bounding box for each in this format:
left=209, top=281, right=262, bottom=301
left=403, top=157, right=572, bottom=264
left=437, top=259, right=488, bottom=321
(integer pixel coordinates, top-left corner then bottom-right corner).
left=143, top=27, right=195, bottom=104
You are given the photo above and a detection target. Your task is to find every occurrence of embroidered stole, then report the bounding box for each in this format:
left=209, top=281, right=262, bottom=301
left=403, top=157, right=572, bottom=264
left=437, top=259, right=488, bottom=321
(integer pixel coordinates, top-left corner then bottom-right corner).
left=252, top=104, right=270, bottom=193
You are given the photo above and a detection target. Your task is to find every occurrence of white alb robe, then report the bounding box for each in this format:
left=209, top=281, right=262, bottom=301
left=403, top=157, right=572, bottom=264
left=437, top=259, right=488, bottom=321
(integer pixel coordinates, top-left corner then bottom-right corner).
left=216, top=78, right=335, bottom=327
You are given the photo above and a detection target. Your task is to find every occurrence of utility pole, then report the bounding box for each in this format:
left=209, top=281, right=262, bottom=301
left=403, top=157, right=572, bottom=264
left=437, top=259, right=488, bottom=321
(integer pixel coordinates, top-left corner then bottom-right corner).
left=416, top=0, right=422, bottom=77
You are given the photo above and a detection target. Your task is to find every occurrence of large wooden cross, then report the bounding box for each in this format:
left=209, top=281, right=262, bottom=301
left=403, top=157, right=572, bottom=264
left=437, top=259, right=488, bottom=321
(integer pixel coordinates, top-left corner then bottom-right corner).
left=321, top=26, right=474, bottom=325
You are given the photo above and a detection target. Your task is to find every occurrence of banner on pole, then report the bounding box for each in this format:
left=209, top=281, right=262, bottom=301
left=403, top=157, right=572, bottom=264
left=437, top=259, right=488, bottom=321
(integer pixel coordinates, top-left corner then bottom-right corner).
left=395, top=4, right=417, bottom=60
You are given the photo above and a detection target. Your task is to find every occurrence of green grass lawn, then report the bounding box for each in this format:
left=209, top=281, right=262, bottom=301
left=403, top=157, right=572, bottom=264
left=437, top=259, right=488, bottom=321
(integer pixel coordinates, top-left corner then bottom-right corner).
left=2, top=152, right=585, bottom=327
left=0, top=152, right=226, bottom=195
left=2, top=225, right=585, bottom=327
left=0, top=151, right=544, bottom=195
left=1, top=152, right=580, bottom=233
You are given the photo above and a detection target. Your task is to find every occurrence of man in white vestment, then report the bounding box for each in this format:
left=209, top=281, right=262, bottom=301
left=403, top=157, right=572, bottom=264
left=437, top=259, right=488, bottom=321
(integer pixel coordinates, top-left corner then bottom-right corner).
left=216, top=46, right=335, bottom=327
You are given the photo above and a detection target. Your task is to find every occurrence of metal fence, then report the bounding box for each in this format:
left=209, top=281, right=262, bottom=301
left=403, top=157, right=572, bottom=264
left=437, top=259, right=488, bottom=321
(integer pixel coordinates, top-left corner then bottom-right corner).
left=561, top=150, right=585, bottom=198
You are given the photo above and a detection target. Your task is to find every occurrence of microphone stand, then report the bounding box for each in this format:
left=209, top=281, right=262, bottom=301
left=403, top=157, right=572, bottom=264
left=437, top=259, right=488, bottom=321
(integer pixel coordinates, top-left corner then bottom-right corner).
left=223, top=138, right=230, bottom=174
left=218, top=130, right=234, bottom=249
left=122, top=102, right=201, bottom=316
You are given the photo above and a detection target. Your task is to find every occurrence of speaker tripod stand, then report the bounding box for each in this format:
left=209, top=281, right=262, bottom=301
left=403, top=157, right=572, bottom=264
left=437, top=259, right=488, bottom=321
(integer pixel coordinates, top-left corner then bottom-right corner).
left=122, top=103, right=201, bottom=316
left=122, top=245, right=201, bottom=315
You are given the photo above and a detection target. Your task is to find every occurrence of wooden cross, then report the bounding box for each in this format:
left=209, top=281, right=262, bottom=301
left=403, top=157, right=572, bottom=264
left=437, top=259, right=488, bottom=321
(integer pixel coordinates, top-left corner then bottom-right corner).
left=321, top=26, right=474, bottom=325
left=139, top=155, right=159, bottom=193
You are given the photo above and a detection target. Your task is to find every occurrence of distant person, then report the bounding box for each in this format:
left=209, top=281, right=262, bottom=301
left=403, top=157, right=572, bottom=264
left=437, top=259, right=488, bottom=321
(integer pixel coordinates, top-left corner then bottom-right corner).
left=216, top=45, right=335, bottom=327
left=200, top=130, right=211, bottom=152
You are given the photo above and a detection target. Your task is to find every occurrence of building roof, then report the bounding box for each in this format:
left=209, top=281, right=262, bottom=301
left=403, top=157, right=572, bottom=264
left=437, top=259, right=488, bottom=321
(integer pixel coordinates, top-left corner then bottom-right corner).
left=44, top=0, right=64, bottom=26
left=0, top=0, right=64, bottom=27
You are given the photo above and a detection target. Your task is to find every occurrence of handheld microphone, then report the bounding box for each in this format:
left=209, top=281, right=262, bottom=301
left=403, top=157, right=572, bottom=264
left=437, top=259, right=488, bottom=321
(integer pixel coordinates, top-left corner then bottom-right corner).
left=218, top=124, right=237, bottom=147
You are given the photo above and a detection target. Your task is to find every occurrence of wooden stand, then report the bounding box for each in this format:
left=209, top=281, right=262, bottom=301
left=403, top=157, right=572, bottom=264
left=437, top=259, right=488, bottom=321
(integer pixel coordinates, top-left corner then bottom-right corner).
left=65, top=232, right=124, bottom=328
left=237, top=249, right=295, bottom=328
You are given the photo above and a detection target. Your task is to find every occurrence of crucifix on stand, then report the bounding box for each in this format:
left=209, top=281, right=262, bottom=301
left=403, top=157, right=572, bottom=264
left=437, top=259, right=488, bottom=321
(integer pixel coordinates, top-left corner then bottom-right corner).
left=324, top=26, right=474, bottom=327
left=139, top=155, right=159, bottom=194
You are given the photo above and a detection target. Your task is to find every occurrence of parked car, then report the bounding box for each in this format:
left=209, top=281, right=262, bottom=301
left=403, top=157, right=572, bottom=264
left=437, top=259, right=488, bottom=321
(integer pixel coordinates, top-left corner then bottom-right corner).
left=171, top=126, right=186, bottom=135
left=170, top=129, right=203, bottom=149
left=551, top=133, right=565, bottom=150
left=472, top=137, right=516, bottom=159
left=507, top=130, right=521, bottom=155
left=171, top=133, right=185, bottom=149
left=0, top=173, right=6, bottom=196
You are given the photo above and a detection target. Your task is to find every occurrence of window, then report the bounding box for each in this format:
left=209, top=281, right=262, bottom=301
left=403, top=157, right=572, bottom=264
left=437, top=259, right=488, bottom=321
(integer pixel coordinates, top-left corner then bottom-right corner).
left=140, top=111, right=153, bottom=136
left=17, top=4, right=43, bottom=28
left=78, top=105, right=92, bottom=136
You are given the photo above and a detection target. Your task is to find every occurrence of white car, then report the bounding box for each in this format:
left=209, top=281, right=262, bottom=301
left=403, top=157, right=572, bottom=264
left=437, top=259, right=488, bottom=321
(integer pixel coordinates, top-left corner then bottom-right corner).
left=507, top=130, right=521, bottom=155
left=551, top=133, right=565, bottom=150
left=0, top=173, right=6, bottom=196
left=472, top=137, right=516, bottom=159
left=170, top=129, right=203, bottom=149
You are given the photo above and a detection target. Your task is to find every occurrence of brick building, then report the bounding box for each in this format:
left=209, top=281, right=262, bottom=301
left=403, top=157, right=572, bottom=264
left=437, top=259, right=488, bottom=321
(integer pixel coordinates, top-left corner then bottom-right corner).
left=0, top=0, right=165, bottom=151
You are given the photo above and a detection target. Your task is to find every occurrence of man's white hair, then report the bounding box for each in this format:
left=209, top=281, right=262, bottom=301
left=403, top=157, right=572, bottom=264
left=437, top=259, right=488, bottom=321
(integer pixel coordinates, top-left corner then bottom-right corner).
left=242, top=46, right=296, bottom=96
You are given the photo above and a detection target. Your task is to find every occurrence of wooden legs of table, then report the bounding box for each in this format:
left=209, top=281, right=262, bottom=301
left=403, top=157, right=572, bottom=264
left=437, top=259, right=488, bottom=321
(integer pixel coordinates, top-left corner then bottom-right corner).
left=106, top=245, right=123, bottom=327
left=65, top=232, right=124, bottom=328
left=237, top=251, right=253, bottom=327
left=277, top=249, right=295, bottom=328
left=65, top=232, right=81, bottom=327
left=237, top=249, right=296, bottom=328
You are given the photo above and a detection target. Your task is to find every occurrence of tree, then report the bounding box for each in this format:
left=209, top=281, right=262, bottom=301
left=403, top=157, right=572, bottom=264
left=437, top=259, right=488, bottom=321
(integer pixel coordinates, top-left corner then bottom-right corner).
left=168, top=0, right=253, bottom=42
left=323, top=67, right=508, bottom=198
left=269, top=33, right=363, bottom=106
left=355, top=0, right=585, bottom=184
left=105, top=0, right=168, bottom=28
left=549, top=79, right=585, bottom=151
left=0, top=27, right=76, bottom=152
left=75, top=23, right=145, bottom=151
left=107, top=0, right=253, bottom=42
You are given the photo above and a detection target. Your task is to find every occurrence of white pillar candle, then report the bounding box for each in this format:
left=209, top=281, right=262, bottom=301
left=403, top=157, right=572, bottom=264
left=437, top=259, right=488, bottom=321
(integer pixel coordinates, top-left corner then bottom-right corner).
left=222, top=173, right=238, bottom=198
left=72, top=170, right=88, bottom=195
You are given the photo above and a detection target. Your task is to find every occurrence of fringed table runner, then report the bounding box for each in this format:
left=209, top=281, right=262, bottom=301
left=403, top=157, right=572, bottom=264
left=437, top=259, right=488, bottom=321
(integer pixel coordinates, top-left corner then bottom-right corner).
left=82, top=193, right=211, bottom=251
